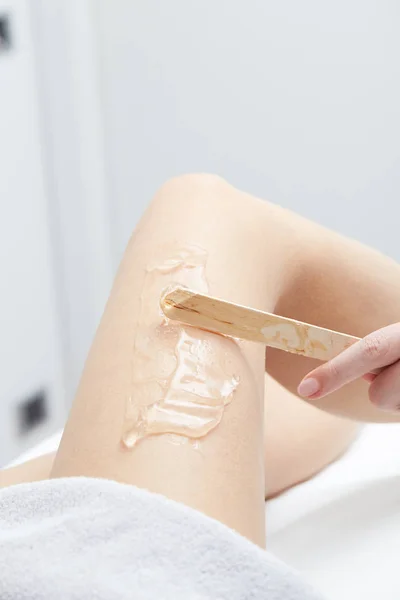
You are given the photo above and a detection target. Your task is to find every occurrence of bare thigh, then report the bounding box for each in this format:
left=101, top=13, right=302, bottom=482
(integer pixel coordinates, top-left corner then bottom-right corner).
left=51, top=175, right=292, bottom=546
left=51, top=174, right=363, bottom=545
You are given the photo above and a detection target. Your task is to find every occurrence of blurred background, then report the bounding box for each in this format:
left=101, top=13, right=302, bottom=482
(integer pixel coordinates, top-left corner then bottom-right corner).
left=0, top=0, right=399, bottom=465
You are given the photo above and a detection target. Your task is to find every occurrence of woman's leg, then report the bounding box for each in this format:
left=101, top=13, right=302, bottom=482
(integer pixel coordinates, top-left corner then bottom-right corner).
left=52, top=174, right=286, bottom=546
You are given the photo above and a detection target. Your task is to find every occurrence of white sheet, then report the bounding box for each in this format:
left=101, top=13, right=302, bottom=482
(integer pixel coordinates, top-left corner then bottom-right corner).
left=8, top=424, right=400, bottom=599
left=268, top=423, right=400, bottom=599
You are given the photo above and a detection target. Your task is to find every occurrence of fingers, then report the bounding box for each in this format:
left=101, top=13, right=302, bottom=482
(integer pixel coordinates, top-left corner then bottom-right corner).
left=369, top=359, right=400, bottom=411
left=297, top=323, right=400, bottom=399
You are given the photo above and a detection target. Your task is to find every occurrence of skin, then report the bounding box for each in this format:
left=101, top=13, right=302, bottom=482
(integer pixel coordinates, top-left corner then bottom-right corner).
left=0, top=453, right=55, bottom=489
left=3, top=174, right=400, bottom=546
left=298, top=322, right=400, bottom=412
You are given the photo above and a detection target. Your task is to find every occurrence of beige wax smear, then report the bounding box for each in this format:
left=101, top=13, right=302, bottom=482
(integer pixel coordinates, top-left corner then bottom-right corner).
left=122, top=245, right=240, bottom=449
left=261, top=322, right=354, bottom=359
left=261, top=323, right=327, bottom=357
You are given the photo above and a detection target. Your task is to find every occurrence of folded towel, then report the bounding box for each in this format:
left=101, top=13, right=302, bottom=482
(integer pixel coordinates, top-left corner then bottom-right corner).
left=0, top=477, right=323, bottom=599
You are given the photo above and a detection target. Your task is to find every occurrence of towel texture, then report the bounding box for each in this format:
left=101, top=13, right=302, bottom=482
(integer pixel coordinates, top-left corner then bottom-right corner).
left=0, top=477, right=322, bottom=599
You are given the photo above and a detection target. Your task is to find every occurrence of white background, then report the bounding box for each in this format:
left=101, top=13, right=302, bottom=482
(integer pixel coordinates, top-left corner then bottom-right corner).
left=94, top=0, right=400, bottom=264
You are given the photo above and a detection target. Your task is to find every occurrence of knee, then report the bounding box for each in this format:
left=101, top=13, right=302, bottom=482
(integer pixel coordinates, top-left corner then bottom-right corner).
left=164, top=172, right=228, bottom=189
left=146, top=173, right=233, bottom=221
left=152, top=173, right=265, bottom=221
left=157, top=173, right=230, bottom=202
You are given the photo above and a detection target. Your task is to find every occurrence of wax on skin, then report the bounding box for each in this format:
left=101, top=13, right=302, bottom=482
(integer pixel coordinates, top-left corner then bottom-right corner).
left=122, top=245, right=241, bottom=449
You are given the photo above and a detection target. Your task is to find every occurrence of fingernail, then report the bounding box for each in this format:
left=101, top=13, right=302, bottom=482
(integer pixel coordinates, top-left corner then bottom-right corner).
left=297, top=378, right=320, bottom=398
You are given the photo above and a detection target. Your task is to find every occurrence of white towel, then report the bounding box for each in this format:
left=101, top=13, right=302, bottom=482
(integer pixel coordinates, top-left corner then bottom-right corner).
left=0, top=477, right=323, bottom=599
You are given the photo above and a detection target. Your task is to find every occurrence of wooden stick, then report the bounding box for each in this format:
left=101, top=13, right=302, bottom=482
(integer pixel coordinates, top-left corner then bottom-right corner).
left=160, top=286, right=360, bottom=361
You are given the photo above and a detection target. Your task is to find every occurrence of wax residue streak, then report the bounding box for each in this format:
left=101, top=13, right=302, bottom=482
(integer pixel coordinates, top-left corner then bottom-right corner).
left=261, top=323, right=328, bottom=356
left=122, top=245, right=240, bottom=449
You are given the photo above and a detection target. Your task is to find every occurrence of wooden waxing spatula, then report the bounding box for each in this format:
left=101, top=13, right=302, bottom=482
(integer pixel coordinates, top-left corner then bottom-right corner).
left=160, top=286, right=360, bottom=361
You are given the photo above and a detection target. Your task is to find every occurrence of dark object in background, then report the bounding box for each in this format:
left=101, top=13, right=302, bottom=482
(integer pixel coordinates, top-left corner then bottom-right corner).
left=0, top=14, right=12, bottom=52
left=18, top=390, right=48, bottom=435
